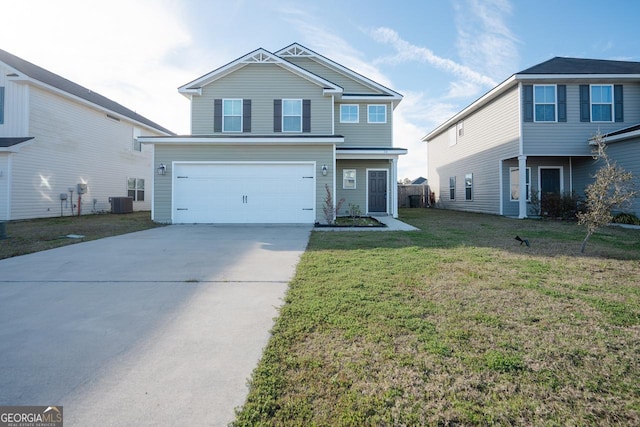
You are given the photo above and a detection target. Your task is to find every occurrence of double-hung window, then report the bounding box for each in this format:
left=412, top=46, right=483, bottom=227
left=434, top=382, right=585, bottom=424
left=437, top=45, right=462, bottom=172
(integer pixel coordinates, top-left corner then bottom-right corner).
left=128, top=178, right=145, bottom=202
left=510, top=167, right=531, bottom=201
left=343, top=169, right=356, bottom=189
left=368, top=105, right=386, bottom=123
left=591, top=85, right=613, bottom=122
left=534, top=85, right=556, bottom=122
left=340, top=105, right=359, bottom=123
left=449, top=177, right=456, bottom=200
left=465, top=173, right=473, bottom=201
left=282, top=99, right=302, bottom=132
left=223, top=99, right=242, bottom=132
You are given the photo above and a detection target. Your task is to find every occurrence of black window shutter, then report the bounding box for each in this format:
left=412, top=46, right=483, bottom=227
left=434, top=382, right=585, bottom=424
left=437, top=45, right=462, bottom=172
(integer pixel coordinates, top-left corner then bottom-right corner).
left=243, top=99, right=251, bottom=132
left=579, top=85, right=590, bottom=122
left=214, top=99, right=222, bottom=132
left=557, top=85, right=567, bottom=122
left=0, top=87, right=4, bottom=124
left=302, top=99, right=311, bottom=132
left=614, top=85, right=623, bottom=122
left=273, top=99, right=282, bottom=132
left=523, top=85, right=533, bottom=122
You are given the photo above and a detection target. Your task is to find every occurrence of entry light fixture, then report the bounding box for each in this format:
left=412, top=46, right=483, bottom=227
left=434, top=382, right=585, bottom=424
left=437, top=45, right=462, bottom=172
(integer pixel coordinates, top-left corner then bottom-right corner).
left=322, top=164, right=328, bottom=176
left=157, top=163, right=167, bottom=175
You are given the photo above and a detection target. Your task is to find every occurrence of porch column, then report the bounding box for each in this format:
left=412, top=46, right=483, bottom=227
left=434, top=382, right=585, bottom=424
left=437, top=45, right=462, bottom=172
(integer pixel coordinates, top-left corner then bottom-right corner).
left=518, top=155, right=527, bottom=219
left=390, top=158, right=398, bottom=218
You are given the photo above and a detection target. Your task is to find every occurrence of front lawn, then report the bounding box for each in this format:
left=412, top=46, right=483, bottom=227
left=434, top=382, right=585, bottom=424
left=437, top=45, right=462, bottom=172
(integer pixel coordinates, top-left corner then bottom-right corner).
left=234, top=209, right=640, bottom=425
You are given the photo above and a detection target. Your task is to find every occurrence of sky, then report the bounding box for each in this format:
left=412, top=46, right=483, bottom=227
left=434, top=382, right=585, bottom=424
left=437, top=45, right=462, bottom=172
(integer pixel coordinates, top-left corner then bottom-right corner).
left=2, top=0, right=640, bottom=181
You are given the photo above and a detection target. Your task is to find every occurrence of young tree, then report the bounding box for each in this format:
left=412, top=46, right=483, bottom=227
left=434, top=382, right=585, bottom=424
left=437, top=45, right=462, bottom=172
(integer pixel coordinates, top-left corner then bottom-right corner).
left=577, top=131, right=638, bottom=253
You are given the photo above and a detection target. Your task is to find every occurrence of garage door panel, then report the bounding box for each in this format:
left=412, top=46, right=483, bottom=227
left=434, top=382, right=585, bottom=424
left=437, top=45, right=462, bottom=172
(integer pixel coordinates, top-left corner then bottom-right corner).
left=173, top=163, right=315, bottom=224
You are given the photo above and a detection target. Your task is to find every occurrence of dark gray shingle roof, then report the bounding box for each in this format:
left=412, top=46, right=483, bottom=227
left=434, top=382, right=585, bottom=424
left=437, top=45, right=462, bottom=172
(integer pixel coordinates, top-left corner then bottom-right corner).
left=0, top=137, right=34, bottom=148
left=0, top=48, right=174, bottom=135
left=518, top=57, right=640, bottom=75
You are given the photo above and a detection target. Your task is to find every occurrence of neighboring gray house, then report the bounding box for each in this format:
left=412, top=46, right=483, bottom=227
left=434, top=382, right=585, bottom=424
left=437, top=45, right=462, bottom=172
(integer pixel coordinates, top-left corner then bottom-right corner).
left=423, top=57, right=640, bottom=218
left=139, top=43, right=406, bottom=224
left=0, top=48, right=173, bottom=220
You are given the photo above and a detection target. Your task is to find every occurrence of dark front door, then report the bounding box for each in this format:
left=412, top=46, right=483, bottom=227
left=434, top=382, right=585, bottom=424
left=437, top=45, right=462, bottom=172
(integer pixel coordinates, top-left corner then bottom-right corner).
left=540, top=168, right=561, bottom=195
left=368, top=170, right=387, bottom=213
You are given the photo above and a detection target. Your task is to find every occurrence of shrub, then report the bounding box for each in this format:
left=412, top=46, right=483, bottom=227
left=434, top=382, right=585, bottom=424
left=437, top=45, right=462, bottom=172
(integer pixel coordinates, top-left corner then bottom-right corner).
left=540, top=192, right=582, bottom=219
left=612, top=212, right=640, bottom=225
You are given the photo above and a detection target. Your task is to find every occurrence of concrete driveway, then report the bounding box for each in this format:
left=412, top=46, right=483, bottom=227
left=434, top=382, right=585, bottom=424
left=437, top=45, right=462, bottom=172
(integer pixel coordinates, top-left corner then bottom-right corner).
left=0, top=224, right=311, bottom=426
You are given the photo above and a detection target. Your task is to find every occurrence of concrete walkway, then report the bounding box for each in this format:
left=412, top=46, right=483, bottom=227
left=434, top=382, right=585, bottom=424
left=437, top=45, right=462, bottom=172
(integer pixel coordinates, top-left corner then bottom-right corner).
left=314, top=215, right=419, bottom=232
left=0, top=225, right=311, bottom=426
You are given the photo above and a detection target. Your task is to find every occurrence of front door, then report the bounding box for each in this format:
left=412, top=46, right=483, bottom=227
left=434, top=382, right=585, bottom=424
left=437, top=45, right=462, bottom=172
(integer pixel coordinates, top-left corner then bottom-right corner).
left=540, top=168, right=561, bottom=196
left=368, top=170, right=387, bottom=213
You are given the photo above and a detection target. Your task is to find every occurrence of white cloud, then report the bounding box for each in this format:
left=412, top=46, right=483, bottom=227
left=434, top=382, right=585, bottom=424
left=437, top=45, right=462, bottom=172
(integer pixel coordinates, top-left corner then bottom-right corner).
left=370, top=27, right=498, bottom=88
left=454, top=0, right=519, bottom=82
left=1, top=0, right=197, bottom=134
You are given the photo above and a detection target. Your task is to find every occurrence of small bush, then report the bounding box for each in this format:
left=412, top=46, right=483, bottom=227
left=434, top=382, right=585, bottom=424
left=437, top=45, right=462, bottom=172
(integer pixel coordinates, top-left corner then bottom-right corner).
left=612, top=212, right=640, bottom=225
left=540, top=192, right=582, bottom=219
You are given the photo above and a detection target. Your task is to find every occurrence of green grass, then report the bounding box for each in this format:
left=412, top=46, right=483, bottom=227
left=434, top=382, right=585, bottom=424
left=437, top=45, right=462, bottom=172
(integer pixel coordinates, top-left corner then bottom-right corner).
left=234, top=208, right=640, bottom=426
left=0, top=211, right=163, bottom=260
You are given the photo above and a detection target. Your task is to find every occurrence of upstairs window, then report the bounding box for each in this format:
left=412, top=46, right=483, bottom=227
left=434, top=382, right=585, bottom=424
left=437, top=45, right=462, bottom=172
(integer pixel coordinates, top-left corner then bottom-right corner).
left=368, top=105, right=387, bottom=123
left=282, top=99, right=302, bottom=132
left=534, top=85, right=556, bottom=122
left=340, top=105, right=359, bottom=123
left=223, top=99, right=242, bottom=132
left=591, top=85, right=613, bottom=122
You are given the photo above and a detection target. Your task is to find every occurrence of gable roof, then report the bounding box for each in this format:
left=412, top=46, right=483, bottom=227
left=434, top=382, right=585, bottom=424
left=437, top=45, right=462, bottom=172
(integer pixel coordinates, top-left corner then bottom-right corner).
left=518, top=56, right=640, bottom=75
left=423, top=56, right=640, bottom=142
left=0, top=48, right=174, bottom=135
left=276, top=43, right=403, bottom=104
left=179, top=47, right=343, bottom=96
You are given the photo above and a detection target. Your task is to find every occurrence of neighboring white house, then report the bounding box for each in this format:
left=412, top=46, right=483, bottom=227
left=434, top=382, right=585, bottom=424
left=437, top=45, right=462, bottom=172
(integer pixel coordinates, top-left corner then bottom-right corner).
left=0, top=48, right=173, bottom=221
left=139, top=43, right=406, bottom=224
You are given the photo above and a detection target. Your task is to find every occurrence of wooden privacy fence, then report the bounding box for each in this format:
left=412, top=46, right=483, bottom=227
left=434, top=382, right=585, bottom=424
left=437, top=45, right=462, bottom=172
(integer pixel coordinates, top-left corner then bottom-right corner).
left=398, top=184, right=433, bottom=208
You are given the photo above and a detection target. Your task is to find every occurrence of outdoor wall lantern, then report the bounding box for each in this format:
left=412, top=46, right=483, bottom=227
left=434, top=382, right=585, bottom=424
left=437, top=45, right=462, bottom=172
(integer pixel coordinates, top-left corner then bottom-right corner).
left=157, top=163, right=167, bottom=175
left=322, top=164, right=328, bottom=176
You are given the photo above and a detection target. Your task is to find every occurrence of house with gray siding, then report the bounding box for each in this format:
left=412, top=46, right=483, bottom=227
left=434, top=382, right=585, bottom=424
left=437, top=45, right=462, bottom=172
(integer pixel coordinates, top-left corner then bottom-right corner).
left=423, top=57, right=640, bottom=218
left=138, top=43, right=406, bottom=224
left=0, top=48, right=173, bottom=221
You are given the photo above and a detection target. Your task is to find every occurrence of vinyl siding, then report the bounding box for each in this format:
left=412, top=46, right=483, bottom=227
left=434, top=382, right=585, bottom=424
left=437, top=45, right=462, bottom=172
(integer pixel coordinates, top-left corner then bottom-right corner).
left=335, top=160, right=389, bottom=216
left=8, top=86, right=159, bottom=220
left=0, top=154, right=9, bottom=220
left=334, top=102, right=393, bottom=147
left=191, top=64, right=333, bottom=135
left=523, top=82, right=640, bottom=155
left=153, top=144, right=334, bottom=223
left=284, top=57, right=380, bottom=94
left=0, top=64, right=29, bottom=137
left=428, top=87, right=520, bottom=214
left=606, top=139, right=640, bottom=215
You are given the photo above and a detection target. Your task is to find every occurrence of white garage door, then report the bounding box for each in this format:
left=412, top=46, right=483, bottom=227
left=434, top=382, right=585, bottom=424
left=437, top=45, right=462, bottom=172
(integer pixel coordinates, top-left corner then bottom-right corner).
left=172, top=162, right=315, bottom=223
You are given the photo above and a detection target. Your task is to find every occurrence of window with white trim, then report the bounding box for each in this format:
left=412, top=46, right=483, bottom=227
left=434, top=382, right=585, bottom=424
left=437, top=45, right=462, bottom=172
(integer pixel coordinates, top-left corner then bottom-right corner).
left=465, top=173, right=473, bottom=201
left=343, top=169, right=356, bottom=189
left=367, top=105, right=386, bottom=123
left=128, top=178, right=145, bottom=202
left=449, top=176, right=456, bottom=200
left=534, top=85, right=556, bottom=122
left=282, top=99, right=302, bottom=132
left=591, top=85, right=613, bottom=122
left=223, top=99, right=242, bottom=132
left=340, top=105, right=359, bottom=123
left=510, top=167, right=531, bottom=201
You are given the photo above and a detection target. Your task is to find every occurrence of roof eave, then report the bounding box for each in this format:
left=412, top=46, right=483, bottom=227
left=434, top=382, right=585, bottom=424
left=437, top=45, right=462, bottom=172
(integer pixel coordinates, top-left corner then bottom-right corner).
left=515, top=73, right=640, bottom=80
